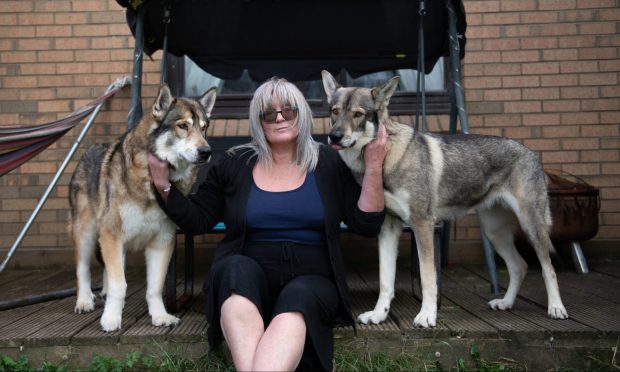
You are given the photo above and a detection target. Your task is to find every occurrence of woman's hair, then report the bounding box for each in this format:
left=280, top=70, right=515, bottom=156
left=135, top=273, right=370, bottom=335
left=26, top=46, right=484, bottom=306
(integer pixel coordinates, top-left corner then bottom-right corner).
left=230, top=77, right=319, bottom=172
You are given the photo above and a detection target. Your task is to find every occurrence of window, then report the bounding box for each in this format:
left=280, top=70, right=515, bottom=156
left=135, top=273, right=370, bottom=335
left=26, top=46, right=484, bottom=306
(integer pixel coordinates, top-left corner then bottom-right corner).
left=169, top=55, right=451, bottom=119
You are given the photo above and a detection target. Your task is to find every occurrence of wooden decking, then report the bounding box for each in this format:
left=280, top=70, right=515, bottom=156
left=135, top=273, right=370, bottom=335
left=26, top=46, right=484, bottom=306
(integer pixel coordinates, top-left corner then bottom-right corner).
left=0, top=260, right=619, bottom=370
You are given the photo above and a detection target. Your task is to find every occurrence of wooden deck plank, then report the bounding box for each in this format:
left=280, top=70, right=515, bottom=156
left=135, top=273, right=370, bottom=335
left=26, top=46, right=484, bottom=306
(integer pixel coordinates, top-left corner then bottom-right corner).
left=0, top=270, right=76, bottom=303
left=465, top=264, right=620, bottom=333
left=590, top=260, right=620, bottom=279
left=393, top=266, right=498, bottom=338
left=0, top=270, right=36, bottom=291
left=346, top=271, right=400, bottom=335
left=167, top=301, right=208, bottom=343
left=0, top=301, right=51, bottom=330
left=440, top=268, right=548, bottom=338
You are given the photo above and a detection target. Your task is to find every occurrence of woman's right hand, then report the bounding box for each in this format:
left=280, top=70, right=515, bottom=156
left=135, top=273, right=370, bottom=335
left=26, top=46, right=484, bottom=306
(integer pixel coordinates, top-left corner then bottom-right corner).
left=148, top=153, right=171, bottom=200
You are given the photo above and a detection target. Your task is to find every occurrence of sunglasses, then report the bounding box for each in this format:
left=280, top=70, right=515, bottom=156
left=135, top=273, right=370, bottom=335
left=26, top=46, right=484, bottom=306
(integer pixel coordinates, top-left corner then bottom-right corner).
left=259, top=107, right=298, bottom=123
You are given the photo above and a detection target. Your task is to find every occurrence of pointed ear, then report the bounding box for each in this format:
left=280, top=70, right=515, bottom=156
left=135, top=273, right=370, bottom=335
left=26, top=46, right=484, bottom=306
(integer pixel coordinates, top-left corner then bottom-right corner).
left=371, top=76, right=400, bottom=110
left=321, top=70, right=340, bottom=103
left=199, top=87, right=217, bottom=117
left=152, top=83, right=173, bottom=120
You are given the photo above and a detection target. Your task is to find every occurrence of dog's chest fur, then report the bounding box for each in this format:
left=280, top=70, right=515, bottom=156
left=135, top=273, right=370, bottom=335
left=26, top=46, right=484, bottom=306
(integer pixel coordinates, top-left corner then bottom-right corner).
left=120, top=201, right=176, bottom=250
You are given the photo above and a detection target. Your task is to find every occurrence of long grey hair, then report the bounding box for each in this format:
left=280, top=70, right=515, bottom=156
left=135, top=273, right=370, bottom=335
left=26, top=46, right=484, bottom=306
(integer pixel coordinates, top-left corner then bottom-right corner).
left=230, top=77, right=319, bottom=172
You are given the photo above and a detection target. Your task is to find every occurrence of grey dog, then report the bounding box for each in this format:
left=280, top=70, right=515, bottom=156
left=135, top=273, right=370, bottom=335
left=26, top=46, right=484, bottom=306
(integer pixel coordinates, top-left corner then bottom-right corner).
left=321, top=70, right=568, bottom=328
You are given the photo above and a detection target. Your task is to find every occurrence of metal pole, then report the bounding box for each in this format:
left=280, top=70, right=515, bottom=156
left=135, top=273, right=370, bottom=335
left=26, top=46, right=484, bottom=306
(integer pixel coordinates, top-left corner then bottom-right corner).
left=447, top=0, right=469, bottom=134
left=0, top=78, right=130, bottom=273
left=127, top=4, right=145, bottom=130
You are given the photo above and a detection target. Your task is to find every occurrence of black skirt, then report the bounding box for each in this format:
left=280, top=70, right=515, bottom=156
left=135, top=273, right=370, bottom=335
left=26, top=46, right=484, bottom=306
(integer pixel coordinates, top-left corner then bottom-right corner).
left=206, top=241, right=340, bottom=371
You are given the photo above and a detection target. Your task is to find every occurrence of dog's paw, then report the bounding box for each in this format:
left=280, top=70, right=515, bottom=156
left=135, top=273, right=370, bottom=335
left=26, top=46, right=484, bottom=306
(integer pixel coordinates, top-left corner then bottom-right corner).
left=151, top=313, right=180, bottom=327
left=548, top=304, right=569, bottom=320
left=357, top=309, right=388, bottom=325
left=488, top=298, right=513, bottom=311
left=75, top=294, right=96, bottom=314
left=413, top=310, right=436, bottom=328
left=100, top=312, right=122, bottom=332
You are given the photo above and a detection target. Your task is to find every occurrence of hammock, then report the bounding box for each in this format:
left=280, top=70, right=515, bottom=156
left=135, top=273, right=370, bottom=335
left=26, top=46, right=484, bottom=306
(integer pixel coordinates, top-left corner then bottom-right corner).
left=0, top=81, right=127, bottom=177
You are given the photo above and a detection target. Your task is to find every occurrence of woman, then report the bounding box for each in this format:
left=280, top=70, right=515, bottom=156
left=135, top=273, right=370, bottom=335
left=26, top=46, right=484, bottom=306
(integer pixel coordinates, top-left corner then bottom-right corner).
left=149, top=77, right=387, bottom=371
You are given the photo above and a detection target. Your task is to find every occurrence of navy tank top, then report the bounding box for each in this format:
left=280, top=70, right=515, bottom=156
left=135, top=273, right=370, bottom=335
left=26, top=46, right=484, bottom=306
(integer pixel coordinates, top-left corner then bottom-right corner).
left=245, top=172, right=326, bottom=245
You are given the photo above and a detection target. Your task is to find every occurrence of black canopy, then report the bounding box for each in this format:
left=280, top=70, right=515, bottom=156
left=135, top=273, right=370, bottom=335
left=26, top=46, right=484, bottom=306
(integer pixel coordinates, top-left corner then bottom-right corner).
left=117, top=0, right=466, bottom=82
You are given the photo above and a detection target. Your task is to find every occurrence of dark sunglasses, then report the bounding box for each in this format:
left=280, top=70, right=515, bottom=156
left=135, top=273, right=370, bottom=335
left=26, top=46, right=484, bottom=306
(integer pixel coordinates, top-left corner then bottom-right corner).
left=259, top=107, right=298, bottom=123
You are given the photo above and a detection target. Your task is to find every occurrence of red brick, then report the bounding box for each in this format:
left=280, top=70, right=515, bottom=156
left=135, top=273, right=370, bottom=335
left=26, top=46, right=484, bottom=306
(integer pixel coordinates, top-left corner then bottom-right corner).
left=562, top=138, right=599, bottom=150
left=505, top=101, right=541, bottom=113
left=500, top=1, right=537, bottom=11
left=523, top=113, right=560, bottom=126
left=561, top=163, right=601, bottom=176
left=37, top=75, right=75, bottom=88
left=600, top=112, right=620, bottom=124
left=0, top=14, right=17, bottom=25
left=502, top=76, right=540, bottom=88
left=501, top=50, right=540, bottom=63
left=602, top=163, right=620, bottom=175
left=522, top=62, right=560, bottom=75
left=90, top=11, right=126, bottom=24
left=482, top=38, right=520, bottom=51
left=464, top=76, right=502, bottom=89
left=523, top=138, right=561, bottom=151
left=543, top=151, right=579, bottom=163
left=0, top=51, right=37, bottom=63
left=543, top=100, right=582, bottom=112
left=464, top=51, right=501, bottom=64
left=17, top=13, right=53, bottom=25
left=522, top=87, right=560, bottom=100
left=19, top=63, right=56, bottom=75
left=578, top=47, right=617, bottom=60
left=0, top=1, right=34, bottom=12
left=74, top=50, right=110, bottom=62
left=481, top=114, right=522, bottom=127
left=482, top=12, right=519, bottom=24
left=503, top=126, right=536, bottom=139
left=483, top=88, right=521, bottom=101
left=541, top=74, right=579, bottom=87
left=599, top=60, right=620, bottom=72
left=581, top=124, right=619, bottom=137
left=483, top=63, right=521, bottom=76
left=35, top=25, right=72, bottom=37
left=601, top=137, right=620, bottom=149
left=579, top=22, right=617, bottom=35
left=467, top=25, right=501, bottom=39
left=538, top=0, right=577, bottom=10
left=560, top=61, right=598, bottom=73
left=542, top=126, right=580, bottom=138
left=601, top=85, right=620, bottom=98
left=558, top=9, right=596, bottom=22
left=54, top=13, right=88, bottom=25
left=581, top=98, right=620, bottom=112
left=73, top=24, right=109, bottom=37
left=54, top=38, right=90, bottom=50
left=542, top=49, right=578, bottom=61
left=577, top=0, right=617, bottom=8
left=0, top=25, right=35, bottom=38
left=539, top=23, right=578, bottom=36
left=521, top=37, right=558, bottom=50
left=34, top=1, right=71, bottom=12
left=519, top=11, right=559, bottom=24
left=560, top=112, right=600, bottom=125
left=38, top=100, right=72, bottom=113
left=56, top=62, right=93, bottom=74
left=71, top=1, right=108, bottom=12
left=581, top=150, right=619, bottom=162
left=19, top=89, right=57, bottom=100
left=2, top=76, right=37, bottom=88
left=38, top=50, right=74, bottom=63
left=558, top=35, right=597, bottom=48
left=17, top=38, right=51, bottom=50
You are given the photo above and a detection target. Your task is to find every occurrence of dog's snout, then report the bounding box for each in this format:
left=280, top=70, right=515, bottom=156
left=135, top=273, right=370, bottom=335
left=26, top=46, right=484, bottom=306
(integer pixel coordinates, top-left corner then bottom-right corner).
left=328, top=130, right=344, bottom=144
left=197, top=146, right=212, bottom=162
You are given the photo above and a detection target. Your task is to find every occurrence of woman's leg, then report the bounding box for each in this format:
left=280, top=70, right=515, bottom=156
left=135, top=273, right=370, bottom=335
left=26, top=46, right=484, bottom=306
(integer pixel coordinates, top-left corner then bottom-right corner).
left=220, top=293, right=265, bottom=371
left=252, top=311, right=306, bottom=371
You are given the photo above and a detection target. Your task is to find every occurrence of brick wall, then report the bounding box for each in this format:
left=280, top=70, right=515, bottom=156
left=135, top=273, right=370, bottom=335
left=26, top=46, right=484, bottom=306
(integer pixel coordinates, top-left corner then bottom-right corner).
left=0, top=0, right=618, bottom=268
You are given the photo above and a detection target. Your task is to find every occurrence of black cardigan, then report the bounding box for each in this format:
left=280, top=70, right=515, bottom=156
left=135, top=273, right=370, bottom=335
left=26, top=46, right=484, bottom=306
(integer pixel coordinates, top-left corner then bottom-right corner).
left=162, top=143, right=385, bottom=343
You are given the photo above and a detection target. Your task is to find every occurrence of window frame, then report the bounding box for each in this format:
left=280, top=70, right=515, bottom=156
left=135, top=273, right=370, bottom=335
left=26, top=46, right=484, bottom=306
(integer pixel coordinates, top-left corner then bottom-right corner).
left=166, top=54, right=452, bottom=119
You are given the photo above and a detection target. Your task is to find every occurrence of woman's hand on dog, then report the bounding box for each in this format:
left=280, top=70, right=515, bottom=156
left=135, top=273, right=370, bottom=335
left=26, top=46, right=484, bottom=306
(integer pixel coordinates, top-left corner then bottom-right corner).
left=364, top=123, right=388, bottom=172
left=148, top=153, right=171, bottom=201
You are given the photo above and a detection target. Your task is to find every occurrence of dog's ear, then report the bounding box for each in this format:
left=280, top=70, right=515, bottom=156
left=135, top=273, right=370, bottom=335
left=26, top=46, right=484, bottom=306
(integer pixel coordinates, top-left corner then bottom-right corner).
left=152, top=83, right=173, bottom=121
left=321, top=70, right=340, bottom=103
left=199, top=87, right=217, bottom=117
left=371, top=76, right=400, bottom=110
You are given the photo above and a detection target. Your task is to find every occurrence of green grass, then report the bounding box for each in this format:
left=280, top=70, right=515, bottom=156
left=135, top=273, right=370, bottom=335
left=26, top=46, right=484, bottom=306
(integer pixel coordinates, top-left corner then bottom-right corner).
left=0, top=341, right=615, bottom=372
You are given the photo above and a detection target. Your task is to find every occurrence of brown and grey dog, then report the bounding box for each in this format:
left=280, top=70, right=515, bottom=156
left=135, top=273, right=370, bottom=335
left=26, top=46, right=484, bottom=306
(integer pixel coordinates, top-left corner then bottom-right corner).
left=69, top=84, right=216, bottom=331
left=321, top=70, right=568, bottom=328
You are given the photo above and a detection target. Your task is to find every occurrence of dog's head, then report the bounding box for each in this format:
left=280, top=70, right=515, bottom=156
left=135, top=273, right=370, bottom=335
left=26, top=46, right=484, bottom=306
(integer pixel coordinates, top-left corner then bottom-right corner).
left=321, top=70, right=399, bottom=150
left=149, top=84, right=216, bottom=168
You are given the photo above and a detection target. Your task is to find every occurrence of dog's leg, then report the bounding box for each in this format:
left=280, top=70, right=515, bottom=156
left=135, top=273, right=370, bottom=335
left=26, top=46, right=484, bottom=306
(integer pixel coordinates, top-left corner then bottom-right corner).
left=479, top=206, right=527, bottom=311
left=412, top=219, right=438, bottom=328
left=517, top=204, right=568, bottom=319
left=73, top=212, right=98, bottom=314
left=145, top=235, right=180, bottom=327
left=99, top=230, right=127, bottom=332
left=358, top=215, right=401, bottom=325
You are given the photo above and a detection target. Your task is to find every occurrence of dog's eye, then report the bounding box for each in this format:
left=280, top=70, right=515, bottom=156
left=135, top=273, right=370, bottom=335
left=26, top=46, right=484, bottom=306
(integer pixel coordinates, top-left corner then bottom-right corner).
left=331, top=108, right=340, bottom=116
left=178, top=123, right=189, bottom=131
left=353, top=112, right=364, bottom=118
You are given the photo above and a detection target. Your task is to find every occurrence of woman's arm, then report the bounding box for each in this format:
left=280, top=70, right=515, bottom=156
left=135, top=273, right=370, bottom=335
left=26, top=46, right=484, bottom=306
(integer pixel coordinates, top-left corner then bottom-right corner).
left=357, top=124, right=387, bottom=212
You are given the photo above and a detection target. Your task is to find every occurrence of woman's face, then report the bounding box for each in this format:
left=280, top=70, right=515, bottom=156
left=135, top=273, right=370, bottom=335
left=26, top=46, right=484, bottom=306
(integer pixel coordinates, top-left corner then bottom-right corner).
left=260, top=99, right=299, bottom=146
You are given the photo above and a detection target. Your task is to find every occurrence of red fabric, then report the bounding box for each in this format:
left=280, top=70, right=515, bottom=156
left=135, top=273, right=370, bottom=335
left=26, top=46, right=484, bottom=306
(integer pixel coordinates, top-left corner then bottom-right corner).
left=0, top=84, right=124, bottom=177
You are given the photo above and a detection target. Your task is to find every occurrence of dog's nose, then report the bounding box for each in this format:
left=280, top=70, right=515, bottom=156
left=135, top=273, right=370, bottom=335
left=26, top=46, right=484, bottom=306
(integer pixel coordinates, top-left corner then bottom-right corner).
left=328, top=131, right=343, bottom=144
left=197, top=146, right=212, bottom=162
